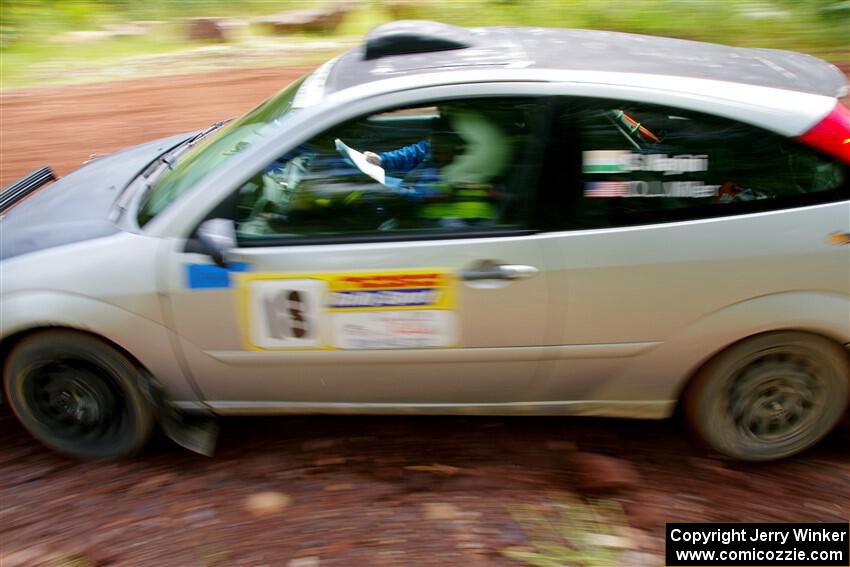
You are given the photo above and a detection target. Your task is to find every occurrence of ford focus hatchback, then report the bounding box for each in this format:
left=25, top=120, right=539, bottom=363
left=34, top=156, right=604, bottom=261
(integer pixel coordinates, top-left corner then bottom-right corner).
left=2, top=21, right=849, bottom=461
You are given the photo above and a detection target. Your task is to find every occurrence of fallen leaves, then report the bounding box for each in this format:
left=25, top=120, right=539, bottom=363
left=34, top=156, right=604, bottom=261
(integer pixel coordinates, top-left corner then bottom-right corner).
left=422, top=502, right=464, bottom=521
left=313, top=457, right=346, bottom=466
left=569, top=452, right=642, bottom=493
left=421, top=502, right=482, bottom=521
left=404, top=463, right=462, bottom=475
left=243, top=491, right=291, bottom=517
left=544, top=440, right=578, bottom=451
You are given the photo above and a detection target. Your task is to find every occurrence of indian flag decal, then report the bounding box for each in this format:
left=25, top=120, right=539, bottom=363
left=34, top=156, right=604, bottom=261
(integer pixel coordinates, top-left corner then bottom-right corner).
left=583, top=150, right=629, bottom=174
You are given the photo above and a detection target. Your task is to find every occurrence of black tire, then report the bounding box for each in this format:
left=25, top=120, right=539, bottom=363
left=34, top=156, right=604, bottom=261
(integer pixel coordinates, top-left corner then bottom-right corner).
left=684, top=331, right=850, bottom=461
left=4, top=330, right=155, bottom=460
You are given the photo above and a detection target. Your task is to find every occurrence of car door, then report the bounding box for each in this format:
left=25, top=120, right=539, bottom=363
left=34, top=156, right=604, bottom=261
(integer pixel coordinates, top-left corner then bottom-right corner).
left=163, top=96, right=556, bottom=409
left=534, top=95, right=850, bottom=409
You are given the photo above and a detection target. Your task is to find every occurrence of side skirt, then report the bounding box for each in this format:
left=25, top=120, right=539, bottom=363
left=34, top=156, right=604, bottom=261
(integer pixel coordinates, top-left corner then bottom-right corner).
left=177, top=400, right=675, bottom=420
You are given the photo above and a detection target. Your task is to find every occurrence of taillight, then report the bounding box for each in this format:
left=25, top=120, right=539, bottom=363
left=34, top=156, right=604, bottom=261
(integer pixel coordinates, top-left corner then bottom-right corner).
left=798, top=101, right=850, bottom=164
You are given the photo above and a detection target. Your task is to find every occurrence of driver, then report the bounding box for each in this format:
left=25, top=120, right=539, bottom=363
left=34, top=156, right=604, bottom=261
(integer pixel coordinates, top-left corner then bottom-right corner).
left=385, top=130, right=500, bottom=227
left=364, top=107, right=513, bottom=227
left=364, top=140, right=429, bottom=173
left=365, top=106, right=512, bottom=186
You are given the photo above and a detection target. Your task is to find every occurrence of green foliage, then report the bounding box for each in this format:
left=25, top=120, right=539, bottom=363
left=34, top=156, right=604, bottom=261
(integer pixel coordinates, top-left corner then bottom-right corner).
left=0, top=0, right=847, bottom=87
left=502, top=495, right=634, bottom=567
left=425, top=0, right=849, bottom=50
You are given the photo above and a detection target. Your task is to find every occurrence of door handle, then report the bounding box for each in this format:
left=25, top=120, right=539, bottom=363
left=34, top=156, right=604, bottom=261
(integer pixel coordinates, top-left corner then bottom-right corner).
left=459, top=260, right=539, bottom=281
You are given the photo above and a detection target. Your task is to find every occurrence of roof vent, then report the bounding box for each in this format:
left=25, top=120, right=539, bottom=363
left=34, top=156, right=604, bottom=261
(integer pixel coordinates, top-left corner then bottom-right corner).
left=364, top=20, right=472, bottom=60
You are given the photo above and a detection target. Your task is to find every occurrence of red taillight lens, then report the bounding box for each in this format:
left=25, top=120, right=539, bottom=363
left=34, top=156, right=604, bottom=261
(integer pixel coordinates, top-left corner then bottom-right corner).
left=798, top=101, right=850, bottom=164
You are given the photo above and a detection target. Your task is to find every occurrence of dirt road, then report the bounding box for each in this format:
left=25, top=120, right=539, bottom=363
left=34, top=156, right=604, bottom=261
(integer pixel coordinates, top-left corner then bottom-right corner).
left=0, top=67, right=310, bottom=187
left=1, top=67, right=849, bottom=567
left=2, top=411, right=848, bottom=567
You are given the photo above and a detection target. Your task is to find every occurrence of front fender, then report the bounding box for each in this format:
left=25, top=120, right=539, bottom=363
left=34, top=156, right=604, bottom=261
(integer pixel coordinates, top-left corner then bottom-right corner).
left=592, top=291, right=850, bottom=409
left=1, top=290, right=199, bottom=403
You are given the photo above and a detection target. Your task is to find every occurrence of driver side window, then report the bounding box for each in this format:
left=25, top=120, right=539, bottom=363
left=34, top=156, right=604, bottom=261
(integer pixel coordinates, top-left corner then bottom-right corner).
left=232, top=98, right=544, bottom=243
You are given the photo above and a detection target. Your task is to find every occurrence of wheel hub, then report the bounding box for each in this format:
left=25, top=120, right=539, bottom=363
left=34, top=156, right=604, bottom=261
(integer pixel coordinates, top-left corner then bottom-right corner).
left=729, top=352, right=820, bottom=443
left=27, top=361, right=120, bottom=436
left=50, top=380, right=103, bottom=425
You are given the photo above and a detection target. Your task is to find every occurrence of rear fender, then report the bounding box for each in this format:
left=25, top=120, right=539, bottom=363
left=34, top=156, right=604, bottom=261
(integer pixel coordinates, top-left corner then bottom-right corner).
left=591, top=291, right=850, bottom=409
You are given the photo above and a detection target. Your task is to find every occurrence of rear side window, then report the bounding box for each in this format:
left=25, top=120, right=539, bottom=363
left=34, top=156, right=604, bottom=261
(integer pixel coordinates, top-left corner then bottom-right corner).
left=541, top=98, right=849, bottom=230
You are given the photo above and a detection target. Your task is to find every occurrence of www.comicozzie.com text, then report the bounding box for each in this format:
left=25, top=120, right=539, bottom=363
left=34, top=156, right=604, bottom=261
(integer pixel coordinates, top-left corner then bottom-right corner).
left=670, top=526, right=848, bottom=546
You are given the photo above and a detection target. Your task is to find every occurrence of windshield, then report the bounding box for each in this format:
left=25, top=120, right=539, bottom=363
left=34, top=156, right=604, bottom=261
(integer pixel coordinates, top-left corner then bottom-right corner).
left=137, top=76, right=306, bottom=226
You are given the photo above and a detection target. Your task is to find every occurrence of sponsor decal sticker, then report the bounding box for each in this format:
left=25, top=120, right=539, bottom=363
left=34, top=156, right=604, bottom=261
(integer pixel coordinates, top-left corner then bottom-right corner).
left=582, top=150, right=716, bottom=198
left=185, top=262, right=250, bottom=289
left=582, top=150, right=629, bottom=174
left=584, top=181, right=629, bottom=197
left=238, top=269, right=457, bottom=350
left=333, top=311, right=458, bottom=350
left=584, top=180, right=720, bottom=198
left=583, top=151, right=709, bottom=175
left=327, top=271, right=451, bottom=311
left=828, top=232, right=850, bottom=246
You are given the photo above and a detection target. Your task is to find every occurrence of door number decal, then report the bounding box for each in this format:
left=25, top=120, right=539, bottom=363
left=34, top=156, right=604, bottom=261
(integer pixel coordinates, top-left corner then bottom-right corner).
left=249, top=279, right=325, bottom=349
left=241, top=270, right=457, bottom=351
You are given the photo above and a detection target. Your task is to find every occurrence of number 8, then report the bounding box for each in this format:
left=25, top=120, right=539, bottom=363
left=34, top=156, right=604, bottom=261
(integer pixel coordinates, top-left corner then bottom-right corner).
left=264, top=289, right=311, bottom=340
left=287, top=290, right=308, bottom=338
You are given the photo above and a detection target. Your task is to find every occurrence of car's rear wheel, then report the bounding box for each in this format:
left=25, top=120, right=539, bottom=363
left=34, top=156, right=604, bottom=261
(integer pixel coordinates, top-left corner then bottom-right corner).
left=684, top=332, right=849, bottom=461
left=4, top=330, right=155, bottom=460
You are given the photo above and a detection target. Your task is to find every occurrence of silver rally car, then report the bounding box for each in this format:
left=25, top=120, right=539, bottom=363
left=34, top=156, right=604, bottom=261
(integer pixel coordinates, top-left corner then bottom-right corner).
left=2, top=21, right=849, bottom=461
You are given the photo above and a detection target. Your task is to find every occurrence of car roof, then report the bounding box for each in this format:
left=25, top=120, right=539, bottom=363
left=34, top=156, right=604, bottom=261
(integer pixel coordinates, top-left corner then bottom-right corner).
left=323, top=21, right=848, bottom=99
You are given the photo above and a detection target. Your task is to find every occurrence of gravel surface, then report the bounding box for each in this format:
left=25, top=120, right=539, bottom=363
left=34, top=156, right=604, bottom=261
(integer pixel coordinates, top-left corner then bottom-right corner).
left=2, top=410, right=848, bottom=566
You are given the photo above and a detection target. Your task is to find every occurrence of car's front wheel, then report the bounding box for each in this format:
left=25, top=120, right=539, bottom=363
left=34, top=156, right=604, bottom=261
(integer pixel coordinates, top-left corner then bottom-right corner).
left=684, top=331, right=849, bottom=461
left=4, top=330, right=155, bottom=460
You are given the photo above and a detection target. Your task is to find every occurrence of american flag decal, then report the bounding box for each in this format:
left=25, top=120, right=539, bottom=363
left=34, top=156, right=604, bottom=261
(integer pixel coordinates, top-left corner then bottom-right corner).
left=584, top=181, right=629, bottom=197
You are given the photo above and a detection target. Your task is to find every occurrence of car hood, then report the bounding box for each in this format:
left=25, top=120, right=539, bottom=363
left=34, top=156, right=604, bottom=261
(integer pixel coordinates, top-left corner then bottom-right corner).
left=0, top=132, right=193, bottom=261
